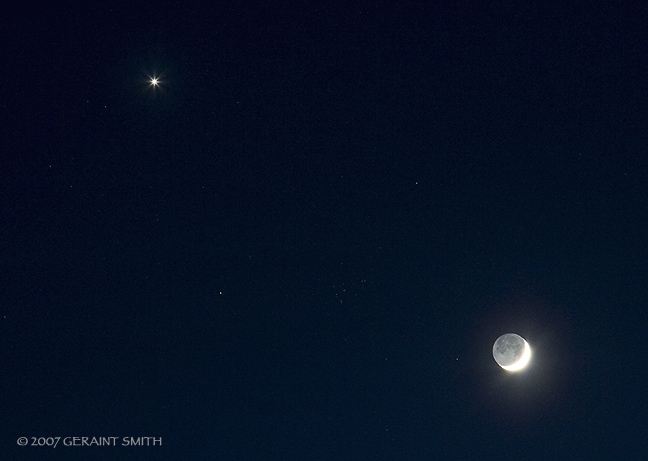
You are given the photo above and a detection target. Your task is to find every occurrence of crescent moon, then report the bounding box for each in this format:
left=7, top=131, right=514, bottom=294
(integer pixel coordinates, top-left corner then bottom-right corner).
left=501, top=339, right=531, bottom=371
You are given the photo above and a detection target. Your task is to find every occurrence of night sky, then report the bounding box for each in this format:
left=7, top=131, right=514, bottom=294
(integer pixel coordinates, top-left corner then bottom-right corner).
left=2, top=2, right=648, bottom=459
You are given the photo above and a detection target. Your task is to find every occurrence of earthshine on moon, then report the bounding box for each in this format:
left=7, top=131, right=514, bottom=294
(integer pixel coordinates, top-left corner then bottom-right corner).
left=492, top=333, right=531, bottom=371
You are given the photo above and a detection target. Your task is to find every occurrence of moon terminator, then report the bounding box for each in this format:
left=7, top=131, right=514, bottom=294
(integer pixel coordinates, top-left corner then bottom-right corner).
left=492, top=333, right=531, bottom=371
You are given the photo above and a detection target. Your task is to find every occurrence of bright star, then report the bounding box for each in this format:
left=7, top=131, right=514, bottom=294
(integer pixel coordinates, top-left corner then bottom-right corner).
left=141, top=71, right=166, bottom=98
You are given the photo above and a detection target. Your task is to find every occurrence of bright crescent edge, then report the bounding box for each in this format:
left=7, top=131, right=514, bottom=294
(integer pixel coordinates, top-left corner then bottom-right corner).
left=501, top=339, right=531, bottom=371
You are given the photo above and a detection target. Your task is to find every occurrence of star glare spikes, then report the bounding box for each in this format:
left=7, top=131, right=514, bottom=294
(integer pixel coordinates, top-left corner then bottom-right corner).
left=148, top=75, right=162, bottom=89
left=143, top=72, right=166, bottom=97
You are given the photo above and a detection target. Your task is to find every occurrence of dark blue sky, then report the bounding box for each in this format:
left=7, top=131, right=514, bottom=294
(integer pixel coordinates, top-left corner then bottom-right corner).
left=2, top=2, right=647, bottom=459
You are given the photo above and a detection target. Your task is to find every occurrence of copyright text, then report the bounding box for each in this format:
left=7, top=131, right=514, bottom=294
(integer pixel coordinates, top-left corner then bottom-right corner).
left=17, top=437, right=162, bottom=448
